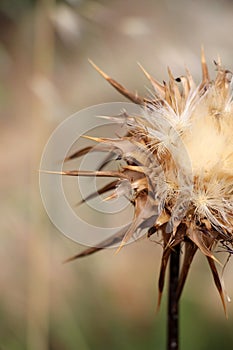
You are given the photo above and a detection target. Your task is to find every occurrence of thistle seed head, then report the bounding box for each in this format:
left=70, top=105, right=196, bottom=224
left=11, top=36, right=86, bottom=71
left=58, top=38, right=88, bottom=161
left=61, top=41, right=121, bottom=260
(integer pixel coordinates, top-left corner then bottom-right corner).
left=63, top=51, right=233, bottom=313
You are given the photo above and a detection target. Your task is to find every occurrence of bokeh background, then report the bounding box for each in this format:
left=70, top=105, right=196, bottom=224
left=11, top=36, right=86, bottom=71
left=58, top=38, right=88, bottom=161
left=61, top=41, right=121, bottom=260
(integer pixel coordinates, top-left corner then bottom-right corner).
left=1, top=0, right=233, bottom=349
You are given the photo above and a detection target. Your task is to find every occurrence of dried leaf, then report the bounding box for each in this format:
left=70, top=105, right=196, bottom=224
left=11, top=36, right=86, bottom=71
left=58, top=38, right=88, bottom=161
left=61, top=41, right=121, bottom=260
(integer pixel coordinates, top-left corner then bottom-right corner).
left=76, top=180, right=119, bottom=206
left=186, top=223, right=218, bottom=262
left=63, top=224, right=131, bottom=263
left=207, top=256, right=227, bottom=316
left=157, top=245, right=171, bottom=310
left=65, top=146, right=93, bottom=161
left=115, top=193, right=156, bottom=253
left=176, top=240, right=198, bottom=301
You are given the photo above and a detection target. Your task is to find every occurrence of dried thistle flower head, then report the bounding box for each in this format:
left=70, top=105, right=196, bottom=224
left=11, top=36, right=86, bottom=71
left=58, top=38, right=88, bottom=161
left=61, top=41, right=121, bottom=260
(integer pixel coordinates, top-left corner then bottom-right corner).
left=62, top=50, right=233, bottom=313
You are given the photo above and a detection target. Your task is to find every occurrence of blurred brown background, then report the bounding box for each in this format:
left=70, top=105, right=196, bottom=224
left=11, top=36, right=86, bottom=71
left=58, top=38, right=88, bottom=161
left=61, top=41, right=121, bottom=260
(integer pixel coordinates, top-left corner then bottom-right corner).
left=1, top=0, right=233, bottom=349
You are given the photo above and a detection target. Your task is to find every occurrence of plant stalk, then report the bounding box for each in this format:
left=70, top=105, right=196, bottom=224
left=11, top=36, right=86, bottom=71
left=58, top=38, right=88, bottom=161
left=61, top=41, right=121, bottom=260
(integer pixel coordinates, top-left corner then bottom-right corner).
left=167, top=243, right=181, bottom=350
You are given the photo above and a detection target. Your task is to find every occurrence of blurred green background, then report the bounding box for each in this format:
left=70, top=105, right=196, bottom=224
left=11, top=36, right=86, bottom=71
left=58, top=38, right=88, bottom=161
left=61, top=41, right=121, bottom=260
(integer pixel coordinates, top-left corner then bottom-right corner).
left=1, top=0, right=233, bottom=349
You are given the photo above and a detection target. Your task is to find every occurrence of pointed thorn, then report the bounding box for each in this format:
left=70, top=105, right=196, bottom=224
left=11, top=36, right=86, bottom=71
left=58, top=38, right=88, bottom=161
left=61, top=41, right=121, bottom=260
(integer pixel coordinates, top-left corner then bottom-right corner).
left=137, top=62, right=151, bottom=80
left=88, top=59, right=110, bottom=80
left=114, top=240, right=126, bottom=255
left=167, top=66, right=175, bottom=80
left=39, top=169, right=66, bottom=175
left=137, top=62, right=165, bottom=97
left=65, top=146, right=93, bottom=161
left=156, top=292, right=163, bottom=313
left=63, top=247, right=103, bottom=263
left=81, top=135, right=102, bottom=142
left=201, top=46, right=210, bottom=82
left=89, top=59, right=146, bottom=105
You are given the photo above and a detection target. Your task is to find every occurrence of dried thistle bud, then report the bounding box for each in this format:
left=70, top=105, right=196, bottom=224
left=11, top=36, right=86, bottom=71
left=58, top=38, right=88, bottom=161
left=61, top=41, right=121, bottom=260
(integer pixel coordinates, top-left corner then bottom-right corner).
left=48, top=51, right=233, bottom=313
